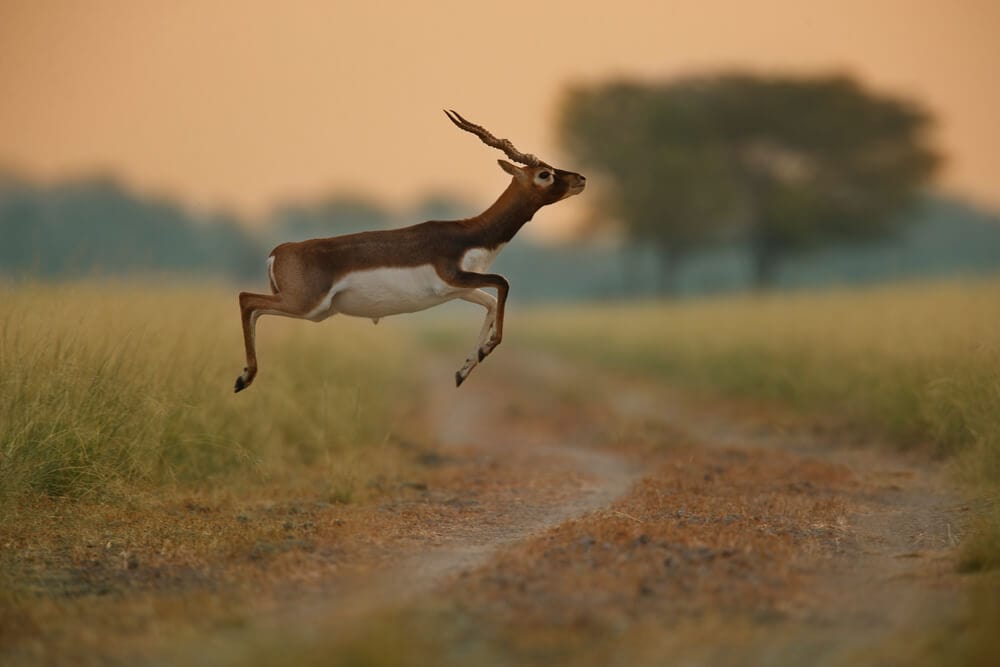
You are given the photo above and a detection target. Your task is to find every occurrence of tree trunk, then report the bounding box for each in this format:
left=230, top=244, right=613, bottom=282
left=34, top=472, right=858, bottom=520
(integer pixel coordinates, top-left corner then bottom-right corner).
left=656, top=245, right=681, bottom=297
left=750, top=236, right=779, bottom=290
left=746, top=183, right=779, bottom=289
left=742, top=171, right=782, bottom=290
left=620, top=243, right=641, bottom=298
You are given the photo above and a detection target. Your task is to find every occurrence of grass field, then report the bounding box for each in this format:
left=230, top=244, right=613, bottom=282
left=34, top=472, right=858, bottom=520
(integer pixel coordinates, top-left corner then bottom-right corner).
left=512, top=279, right=1000, bottom=572
left=0, top=281, right=435, bottom=662
left=2, top=278, right=998, bottom=665
left=0, top=281, right=419, bottom=507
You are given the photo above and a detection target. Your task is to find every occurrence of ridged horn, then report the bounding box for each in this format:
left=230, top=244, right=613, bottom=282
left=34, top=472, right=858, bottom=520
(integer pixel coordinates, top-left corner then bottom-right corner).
left=444, top=109, right=547, bottom=168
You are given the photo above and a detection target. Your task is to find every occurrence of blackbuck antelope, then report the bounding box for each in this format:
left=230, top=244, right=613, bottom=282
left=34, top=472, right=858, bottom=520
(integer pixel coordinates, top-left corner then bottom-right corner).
left=234, top=110, right=586, bottom=392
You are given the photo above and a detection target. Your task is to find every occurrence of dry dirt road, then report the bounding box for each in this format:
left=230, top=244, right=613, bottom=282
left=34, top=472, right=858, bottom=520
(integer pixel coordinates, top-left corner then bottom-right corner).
left=172, top=347, right=966, bottom=666
left=3, top=347, right=973, bottom=666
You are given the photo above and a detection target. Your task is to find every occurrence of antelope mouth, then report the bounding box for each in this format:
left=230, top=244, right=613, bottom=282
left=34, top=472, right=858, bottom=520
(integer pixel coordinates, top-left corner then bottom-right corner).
left=559, top=184, right=586, bottom=201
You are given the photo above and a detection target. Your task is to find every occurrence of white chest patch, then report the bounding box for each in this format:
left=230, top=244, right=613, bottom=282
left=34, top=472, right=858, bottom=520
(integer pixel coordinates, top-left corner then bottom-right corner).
left=460, top=244, right=505, bottom=273
left=309, top=265, right=463, bottom=320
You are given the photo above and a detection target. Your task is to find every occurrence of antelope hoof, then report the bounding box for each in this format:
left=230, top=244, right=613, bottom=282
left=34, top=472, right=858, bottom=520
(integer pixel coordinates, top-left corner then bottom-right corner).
left=455, top=371, right=465, bottom=387
left=234, top=368, right=252, bottom=393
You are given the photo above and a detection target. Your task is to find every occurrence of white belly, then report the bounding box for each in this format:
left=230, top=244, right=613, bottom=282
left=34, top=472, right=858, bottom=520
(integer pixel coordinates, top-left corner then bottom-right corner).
left=311, top=265, right=463, bottom=320
left=306, top=247, right=505, bottom=321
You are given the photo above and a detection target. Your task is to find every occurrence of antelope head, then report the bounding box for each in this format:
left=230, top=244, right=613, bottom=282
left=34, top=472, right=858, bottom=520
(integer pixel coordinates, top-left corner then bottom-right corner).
left=444, top=109, right=586, bottom=206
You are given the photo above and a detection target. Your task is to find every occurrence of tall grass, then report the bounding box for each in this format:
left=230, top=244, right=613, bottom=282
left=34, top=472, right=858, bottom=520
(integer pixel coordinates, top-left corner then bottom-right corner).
left=514, top=279, right=1000, bottom=570
left=0, top=281, right=417, bottom=507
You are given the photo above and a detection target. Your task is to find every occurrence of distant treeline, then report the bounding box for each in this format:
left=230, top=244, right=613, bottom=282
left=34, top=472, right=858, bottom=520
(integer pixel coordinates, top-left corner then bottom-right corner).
left=0, top=171, right=474, bottom=281
left=1, top=171, right=999, bottom=300
left=0, top=174, right=261, bottom=279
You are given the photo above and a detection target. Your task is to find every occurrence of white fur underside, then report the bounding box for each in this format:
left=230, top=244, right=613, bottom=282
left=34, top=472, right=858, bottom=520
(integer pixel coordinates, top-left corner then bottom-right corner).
left=315, top=265, right=458, bottom=320
left=304, top=246, right=505, bottom=321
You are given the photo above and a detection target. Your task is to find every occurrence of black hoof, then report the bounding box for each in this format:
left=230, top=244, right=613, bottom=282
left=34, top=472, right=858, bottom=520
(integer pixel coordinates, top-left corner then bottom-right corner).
left=455, top=371, right=465, bottom=387
left=234, top=376, right=247, bottom=393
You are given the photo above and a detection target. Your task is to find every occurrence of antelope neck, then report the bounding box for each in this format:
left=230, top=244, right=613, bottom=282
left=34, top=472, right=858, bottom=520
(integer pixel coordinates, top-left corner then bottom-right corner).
left=466, top=181, right=541, bottom=248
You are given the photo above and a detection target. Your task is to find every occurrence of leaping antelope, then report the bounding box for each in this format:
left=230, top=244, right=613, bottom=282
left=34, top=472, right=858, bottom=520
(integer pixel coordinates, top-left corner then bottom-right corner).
left=234, top=110, right=586, bottom=392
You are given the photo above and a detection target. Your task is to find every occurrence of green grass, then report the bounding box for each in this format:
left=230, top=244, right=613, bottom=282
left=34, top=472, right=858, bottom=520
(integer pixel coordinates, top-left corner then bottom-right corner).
left=510, top=279, right=1000, bottom=571
left=0, top=281, right=418, bottom=510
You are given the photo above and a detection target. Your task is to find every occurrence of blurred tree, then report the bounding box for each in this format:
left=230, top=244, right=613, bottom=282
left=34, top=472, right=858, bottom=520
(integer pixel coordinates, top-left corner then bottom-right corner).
left=558, top=73, right=940, bottom=289
left=558, top=82, right=741, bottom=293
left=0, top=174, right=264, bottom=279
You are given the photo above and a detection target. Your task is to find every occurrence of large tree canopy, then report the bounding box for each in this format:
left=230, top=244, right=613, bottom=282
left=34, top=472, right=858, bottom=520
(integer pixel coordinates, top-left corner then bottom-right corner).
left=557, top=73, right=941, bottom=288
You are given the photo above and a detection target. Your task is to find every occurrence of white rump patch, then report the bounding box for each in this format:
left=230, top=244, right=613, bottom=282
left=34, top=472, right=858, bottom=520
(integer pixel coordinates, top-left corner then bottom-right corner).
left=266, top=256, right=277, bottom=291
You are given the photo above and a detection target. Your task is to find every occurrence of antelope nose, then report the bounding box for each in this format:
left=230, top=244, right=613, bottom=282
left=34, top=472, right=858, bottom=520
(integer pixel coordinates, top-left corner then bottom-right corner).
left=578, top=174, right=587, bottom=183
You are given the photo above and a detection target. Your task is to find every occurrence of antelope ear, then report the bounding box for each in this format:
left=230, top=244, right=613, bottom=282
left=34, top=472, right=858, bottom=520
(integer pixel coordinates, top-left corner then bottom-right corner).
left=497, top=159, right=521, bottom=176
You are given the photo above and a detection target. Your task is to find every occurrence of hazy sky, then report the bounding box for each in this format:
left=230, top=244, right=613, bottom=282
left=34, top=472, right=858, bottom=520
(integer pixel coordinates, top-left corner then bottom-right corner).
left=1, top=1, right=997, bottom=238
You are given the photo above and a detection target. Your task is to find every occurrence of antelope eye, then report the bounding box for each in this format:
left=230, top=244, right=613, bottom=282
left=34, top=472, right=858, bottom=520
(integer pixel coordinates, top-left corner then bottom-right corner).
left=539, top=171, right=551, bottom=180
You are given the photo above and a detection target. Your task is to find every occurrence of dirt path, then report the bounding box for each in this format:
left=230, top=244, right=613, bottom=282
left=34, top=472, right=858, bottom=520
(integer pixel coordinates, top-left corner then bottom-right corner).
left=423, top=356, right=641, bottom=551
left=140, top=355, right=646, bottom=666
left=437, top=352, right=964, bottom=653
left=246, top=357, right=643, bottom=634
left=8, top=346, right=966, bottom=666
left=491, top=352, right=965, bottom=663
left=159, top=347, right=966, bottom=666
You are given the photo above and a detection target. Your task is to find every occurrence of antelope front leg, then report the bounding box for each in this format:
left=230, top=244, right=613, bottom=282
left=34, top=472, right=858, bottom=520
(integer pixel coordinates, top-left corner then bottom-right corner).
left=446, top=270, right=509, bottom=387
left=456, top=289, right=497, bottom=386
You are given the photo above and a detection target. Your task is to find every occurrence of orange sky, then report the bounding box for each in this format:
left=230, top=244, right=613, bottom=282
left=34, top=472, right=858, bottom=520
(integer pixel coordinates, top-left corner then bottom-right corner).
left=0, top=1, right=998, bottom=239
